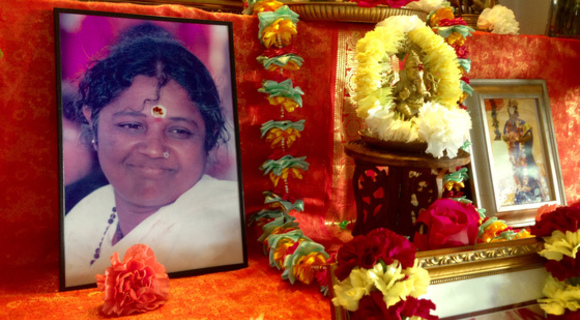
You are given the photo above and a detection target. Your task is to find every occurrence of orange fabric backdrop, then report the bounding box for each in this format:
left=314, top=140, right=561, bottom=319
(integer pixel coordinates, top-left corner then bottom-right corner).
left=1, top=0, right=580, bottom=318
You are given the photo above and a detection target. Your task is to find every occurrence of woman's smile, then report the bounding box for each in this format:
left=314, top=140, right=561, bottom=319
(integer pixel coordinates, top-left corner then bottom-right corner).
left=92, top=76, right=207, bottom=208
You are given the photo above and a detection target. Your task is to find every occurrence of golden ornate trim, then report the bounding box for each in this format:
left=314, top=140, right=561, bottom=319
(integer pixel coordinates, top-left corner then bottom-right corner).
left=286, top=2, right=427, bottom=23
left=416, top=237, right=545, bottom=284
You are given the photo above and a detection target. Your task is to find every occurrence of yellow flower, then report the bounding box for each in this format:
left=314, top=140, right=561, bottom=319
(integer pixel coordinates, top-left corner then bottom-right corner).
left=253, top=0, right=283, bottom=14
left=267, top=96, right=299, bottom=112
left=267, top=60, right=301, bottom=72
left=292, top=252, right=327, bottom=285
left=444, top=180, right=464, bottom=191
left=265, top=128, right=301, bottom=149
left=332, top=267, right=374, bottom=311
left=480, top=221, right=509, bottom=243
left=268, top=167, right=303, bottom=186
left=261, top=18, right=297, bottom=48
left=272, top=238, right=296, bottom=267
left=540, top=230, right=580, bottom=261
left=539, top=275, right=580, bottom=315
left=515, top=229, right=532, bottom=239
left=368, top=262, right=406, bottom=307
left=447, top=32, right=466, bottom=46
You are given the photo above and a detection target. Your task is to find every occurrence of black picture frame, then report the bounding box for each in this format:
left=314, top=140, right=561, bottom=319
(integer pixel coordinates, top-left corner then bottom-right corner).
left=55, top=8, right=246, bottom=291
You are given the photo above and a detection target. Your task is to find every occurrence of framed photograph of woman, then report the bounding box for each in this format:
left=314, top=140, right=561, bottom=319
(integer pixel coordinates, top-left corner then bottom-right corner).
left=465, top=79, right=566, bottom=227
left=55, top=8, right=247, bottom=290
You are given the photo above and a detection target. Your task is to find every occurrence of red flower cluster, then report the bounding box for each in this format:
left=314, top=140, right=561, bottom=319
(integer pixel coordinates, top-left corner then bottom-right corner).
left=438, top=18, right=467, bottom=27
left=530, top=205, right=580, bottom=282
left=352, top=292, right=438, bottom=320
left=530, top=206, right=580, bottom=237
left=96, top=244, right=170, bottom=316
left=413, top=198, right=480, bottom=251
left=350, top=0, right=418, bottom=8
left=334, top=228, right=416, bottom=281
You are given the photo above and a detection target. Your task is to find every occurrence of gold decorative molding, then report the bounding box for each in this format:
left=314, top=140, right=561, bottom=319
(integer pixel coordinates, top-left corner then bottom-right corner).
left=286, top=2, right=427, bottom=23
left=416, top=237, right=545, bottom=284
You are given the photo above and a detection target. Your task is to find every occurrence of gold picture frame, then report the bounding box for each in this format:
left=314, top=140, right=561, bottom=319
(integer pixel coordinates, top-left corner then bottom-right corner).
left=465, top=79, right=566, bottom=228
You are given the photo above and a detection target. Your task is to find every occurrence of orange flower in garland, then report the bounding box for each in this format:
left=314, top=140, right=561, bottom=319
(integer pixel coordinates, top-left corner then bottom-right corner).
left=446, top=32, right=466, bottom=46
left=282, top=241, right=329, bottom=285
left=258, top=6, right=299, bottom=49
left=261, top=119, right=305, bottom=149
left=253, top=0, right=283, bottom=14
left=258, top=79, right=304, bottom=114
left=268, top=96, right=299, bottom=112
left=429, top=7, right=454, bottom=27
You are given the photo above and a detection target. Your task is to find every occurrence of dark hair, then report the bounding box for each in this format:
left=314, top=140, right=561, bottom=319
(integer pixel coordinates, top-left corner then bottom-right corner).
left=75, top=23, right=227, bottom=152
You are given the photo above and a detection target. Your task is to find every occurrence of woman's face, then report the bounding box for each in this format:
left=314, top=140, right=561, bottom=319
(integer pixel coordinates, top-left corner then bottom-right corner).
left=91, top=76, right=207, bottom=209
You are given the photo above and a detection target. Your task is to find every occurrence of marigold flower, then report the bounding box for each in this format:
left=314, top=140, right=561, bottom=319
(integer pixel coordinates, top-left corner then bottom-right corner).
left=261, top=18, right=297, bottom=48
left=447, top=32, right=465, bottom=46
left=291, top=252, right=328, bottom=284
left=253, top=0, right=283, bottom=14
left=429, top=7, right=454, bottom=27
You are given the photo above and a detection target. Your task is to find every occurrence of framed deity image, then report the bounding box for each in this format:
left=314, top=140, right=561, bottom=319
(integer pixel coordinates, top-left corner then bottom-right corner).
left=55, top=8, right=247, bottom=290
left=465, top=79, right=566, bottom=227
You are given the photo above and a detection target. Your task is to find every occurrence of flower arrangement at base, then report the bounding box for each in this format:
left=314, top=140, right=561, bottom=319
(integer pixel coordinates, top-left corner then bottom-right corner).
left=332, top=228, right=438, bottom=319
left=530, top=205, right=580, bottom=318
left=96, top=244, right=170, bottom=316
left=353, top=15, right=472, bottom=158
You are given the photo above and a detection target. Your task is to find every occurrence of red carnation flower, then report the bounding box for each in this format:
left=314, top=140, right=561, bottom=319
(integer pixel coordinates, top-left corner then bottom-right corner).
left=334, top=228, right=417, bottom=281
left=530, top=206, right=580, bottom=237
left=452, top=45, right=470, bottom=59
left=351, top=291, right=390, bottom=320
left=367, top=228, right=417, bottom=269
left=545, top=255, right=580, bottom=281
left=438, top=18, right=467, bottom=27
left=96, top=244, right=170, bottom=316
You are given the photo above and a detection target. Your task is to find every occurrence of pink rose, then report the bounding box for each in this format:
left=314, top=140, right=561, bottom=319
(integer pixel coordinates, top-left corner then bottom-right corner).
left=413, top=199, right=480, bottom=251
left=96, top=244, right=170, bottom=316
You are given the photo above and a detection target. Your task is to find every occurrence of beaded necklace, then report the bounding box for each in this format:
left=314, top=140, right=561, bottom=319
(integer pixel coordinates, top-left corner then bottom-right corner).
left=90, top=207, right=117, bottom=266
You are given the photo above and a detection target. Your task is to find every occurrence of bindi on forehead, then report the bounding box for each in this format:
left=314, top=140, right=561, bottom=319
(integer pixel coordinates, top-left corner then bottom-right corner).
left=151, top=105, right=167, bottom=119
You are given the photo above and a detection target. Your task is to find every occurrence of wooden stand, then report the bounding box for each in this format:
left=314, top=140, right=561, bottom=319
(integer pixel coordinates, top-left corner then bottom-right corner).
left=344, top=140, right=471, bottom=237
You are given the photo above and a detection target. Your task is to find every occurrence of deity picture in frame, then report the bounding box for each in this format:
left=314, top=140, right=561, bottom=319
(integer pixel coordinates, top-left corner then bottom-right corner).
left=55, top=8, right=247, bottom=290
left=466, top=79, right=566, bottom=227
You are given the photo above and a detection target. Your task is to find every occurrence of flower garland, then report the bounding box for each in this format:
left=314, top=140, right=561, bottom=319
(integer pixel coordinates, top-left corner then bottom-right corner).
left=245, top=0, right=330, bottom=292
left=354, top=14, right=473, bottom=158
left=332, top=228, right=437, bottom=319
left=530, top=205, right=580, bottom=318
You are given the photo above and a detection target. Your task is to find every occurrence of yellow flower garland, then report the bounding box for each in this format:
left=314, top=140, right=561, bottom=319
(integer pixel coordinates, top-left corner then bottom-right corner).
left=354, top=16, right=462, bottom=120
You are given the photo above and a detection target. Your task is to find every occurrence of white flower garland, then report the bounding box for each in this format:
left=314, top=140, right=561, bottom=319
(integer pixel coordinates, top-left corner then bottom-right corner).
left=353, top=16, right=470, bottom=158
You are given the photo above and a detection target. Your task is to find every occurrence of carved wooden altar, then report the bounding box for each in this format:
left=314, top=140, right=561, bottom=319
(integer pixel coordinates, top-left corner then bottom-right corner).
left=344, top=140, right=471, bottom=237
